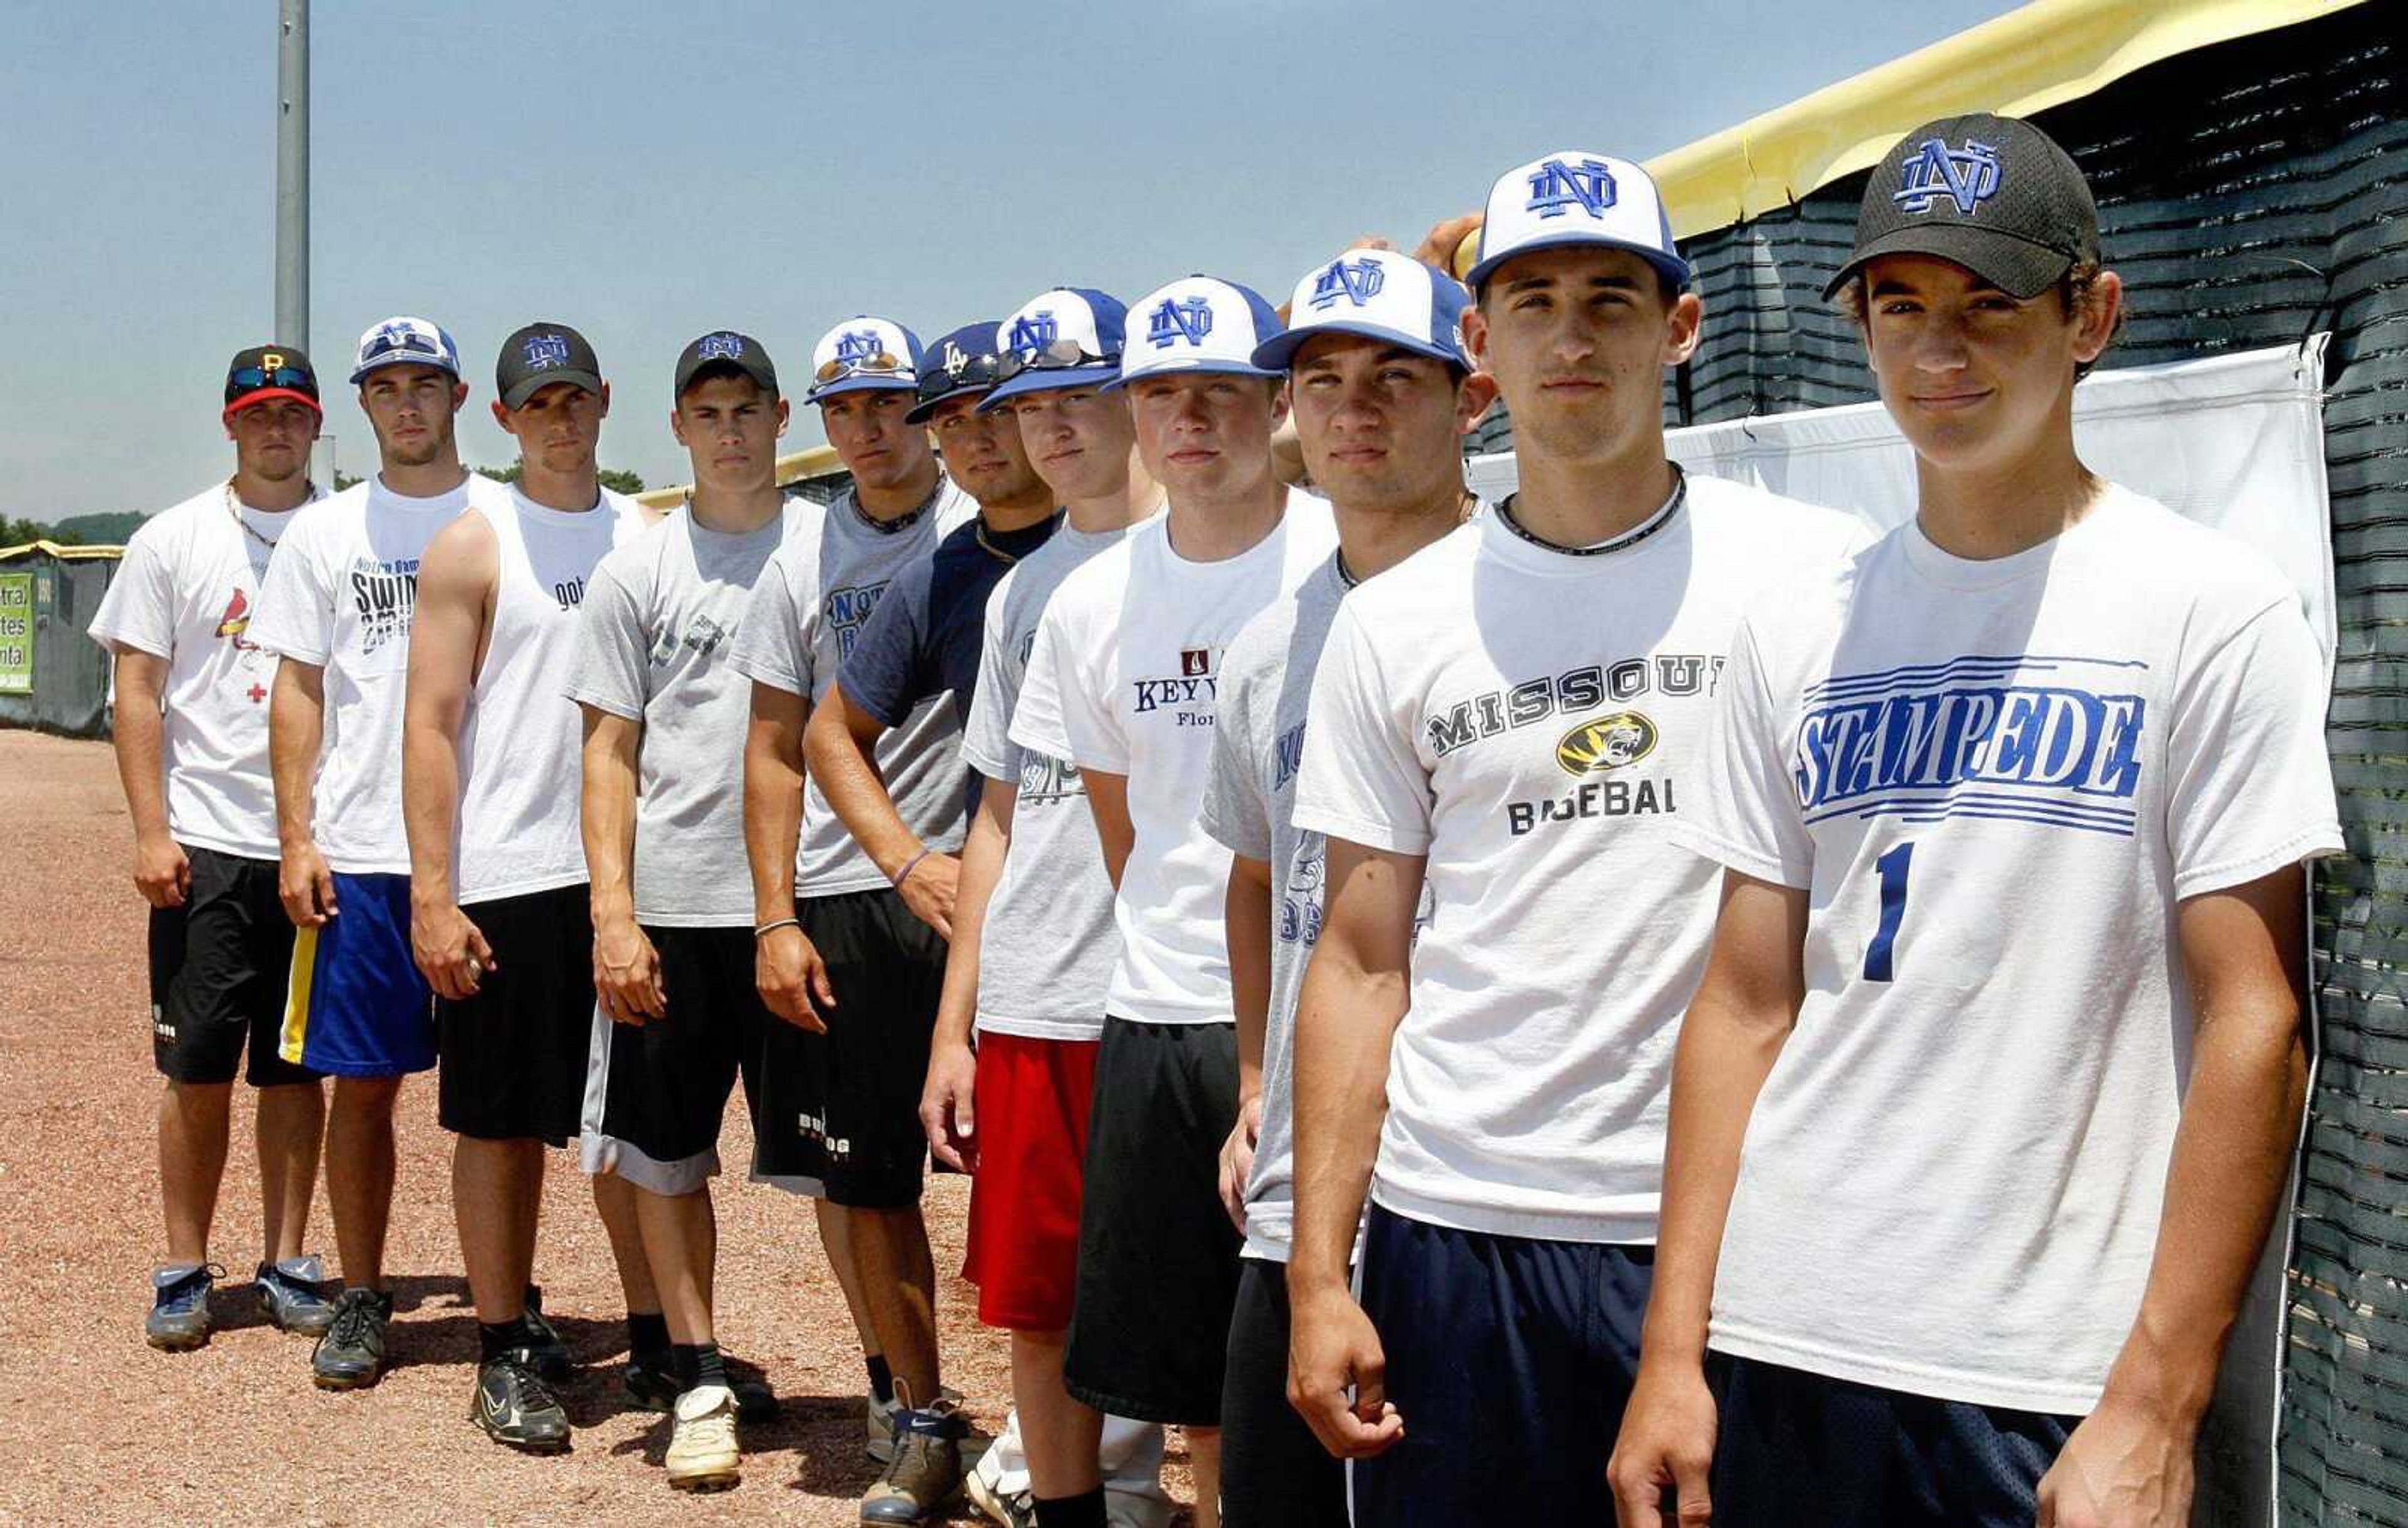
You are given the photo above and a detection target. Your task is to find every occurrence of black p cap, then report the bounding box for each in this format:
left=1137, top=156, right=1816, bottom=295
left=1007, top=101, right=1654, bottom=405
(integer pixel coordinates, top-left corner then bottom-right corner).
left=1827, top=114, right=2100, bottom=302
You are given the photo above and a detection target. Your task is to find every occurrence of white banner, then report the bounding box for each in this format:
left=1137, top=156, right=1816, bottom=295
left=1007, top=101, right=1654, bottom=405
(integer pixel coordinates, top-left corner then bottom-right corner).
left=1467, top=334, right=2337, bottom=663
left=1470, top=337, right=2335, bottom=1528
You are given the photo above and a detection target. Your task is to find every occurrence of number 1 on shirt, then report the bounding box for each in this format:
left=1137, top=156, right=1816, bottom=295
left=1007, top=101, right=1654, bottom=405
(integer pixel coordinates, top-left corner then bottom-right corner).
left=1864, top=841, right=1914, bottom=982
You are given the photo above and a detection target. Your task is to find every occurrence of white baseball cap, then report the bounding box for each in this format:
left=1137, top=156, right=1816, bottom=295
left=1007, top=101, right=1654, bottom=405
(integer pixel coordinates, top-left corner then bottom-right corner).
left=977, top=287, right=1129, bottom=413
left=1253, top=250, right=1472, bottom=373
left=805, top=315, right=923, bottom=403
left=1109, top=275, right=1284, bottom=391
left=349, top=315, right=462, bottom=384
left=1464, top=150, right=1690, bottom=293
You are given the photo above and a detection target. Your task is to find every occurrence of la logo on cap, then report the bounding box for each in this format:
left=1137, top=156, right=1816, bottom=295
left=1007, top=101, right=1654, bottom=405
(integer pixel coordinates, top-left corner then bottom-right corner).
left=1147, top=295, right=1214, bottom=349
left=1526, top=156, right=1619, bottom=220
left=1894, top=137, right=2004, bottom=215
left=1310, top=257, right=1386, bottom=309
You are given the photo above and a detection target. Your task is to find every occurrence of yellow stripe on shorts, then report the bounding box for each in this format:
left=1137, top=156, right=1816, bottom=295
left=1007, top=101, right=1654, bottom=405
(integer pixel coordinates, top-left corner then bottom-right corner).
left=279, top=924, right=320, bottom=1065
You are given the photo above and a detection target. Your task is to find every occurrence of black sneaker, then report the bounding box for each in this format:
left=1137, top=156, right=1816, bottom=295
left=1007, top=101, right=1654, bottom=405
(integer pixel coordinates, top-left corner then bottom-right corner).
left=310, top=1287, right=394, bottom=1390
left=521, top=1287, right=573, bottom=1383
left=626, top=1351, right=781, bottom=1422
left=471, top=1349, right=571, bottom=1453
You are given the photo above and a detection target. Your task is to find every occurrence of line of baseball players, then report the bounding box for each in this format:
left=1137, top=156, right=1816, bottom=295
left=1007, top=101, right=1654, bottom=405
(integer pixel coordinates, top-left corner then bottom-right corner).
left=98, top=113, right=2342, bottom=1528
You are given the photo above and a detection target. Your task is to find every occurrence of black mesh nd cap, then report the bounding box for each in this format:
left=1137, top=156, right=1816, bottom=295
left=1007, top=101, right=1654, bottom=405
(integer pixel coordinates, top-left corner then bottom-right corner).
left=495, top=323, right=604, bottom=409
left=673, top=331, right=778, bottom=400
left=1826, top=114, right=2101, bottom=301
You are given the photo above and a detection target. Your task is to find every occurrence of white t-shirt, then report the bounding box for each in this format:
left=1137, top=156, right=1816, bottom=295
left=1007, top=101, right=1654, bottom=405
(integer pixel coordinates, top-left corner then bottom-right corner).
left=248, top=473, right=502, bottom=876
left=87, top=481, right=324, bottom=861
left=1294, top=476, right=1862, bottom=1242
left=453, top=487, right=649, bottom=905
left=729, top=482, right=976, bottom=899
left=1013, top=489, right=1337, bottom=1026
left=959, top=520, right=1144, bottom=1041
left=1678, top=484, right=2344, bottom=1416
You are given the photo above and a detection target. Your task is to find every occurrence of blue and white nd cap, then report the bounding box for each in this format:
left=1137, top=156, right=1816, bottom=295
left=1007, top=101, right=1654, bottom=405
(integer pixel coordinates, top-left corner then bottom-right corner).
left=1110, top=275, right=1284, bottom=391
left=1252, top=250, right=1471, bottom=373
left=805, top=315, right=923, bottom=403
left=1464, top=150, right=1690, bottom=292
left=978, top=288, right=1129, bottom=413
left=349, top=315, right=462, bottom=384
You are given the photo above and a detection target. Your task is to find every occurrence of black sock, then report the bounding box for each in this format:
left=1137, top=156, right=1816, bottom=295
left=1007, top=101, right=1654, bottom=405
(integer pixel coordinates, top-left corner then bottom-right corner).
left=1033, top=1490, right=1107, bottom=1528
left=675, top=1341, right=726, bottom=1391
left=523, top=1283, right=544, bottom=1316
left=865, top=1353, right=894, bottom=1405
left=479, top=1318, right=529, bottom=1364
left=627, top=1311, right=671, bottom=1364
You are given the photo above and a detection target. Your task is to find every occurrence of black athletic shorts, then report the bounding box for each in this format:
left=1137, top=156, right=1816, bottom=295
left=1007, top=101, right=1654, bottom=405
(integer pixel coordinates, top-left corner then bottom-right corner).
left=147, top=845, right=317, bottom=1088
left=435, top=883, right=593, bottom=1144
left=1063, top=1016, right=1244, bottom=1426
left=1222, top=1256, right=1348, bottom=1528
left=754, top=886, right=946, bottom=1209
left=586, top=923, right=774, bottom=1194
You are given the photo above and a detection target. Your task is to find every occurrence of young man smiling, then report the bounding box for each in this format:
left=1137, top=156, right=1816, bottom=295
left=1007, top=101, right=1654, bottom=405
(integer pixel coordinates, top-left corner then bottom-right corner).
left=1011, top=275, right=1334, bottom=1528
left=1203, top=249, right=1493, bottom=1527
left=250, top=316, right=511, bottom=1389
left=736, top=315, right=976, bottom=1524
left=1281, top=156, right=1858, bottom=1527
left=402, top=322, right=658, bottom=1452
left=1608, top=115, right=2343, bottom=1528
left=90, top=344, right=333, bottom=1352
left=573, top=330, right=800, bottom=1490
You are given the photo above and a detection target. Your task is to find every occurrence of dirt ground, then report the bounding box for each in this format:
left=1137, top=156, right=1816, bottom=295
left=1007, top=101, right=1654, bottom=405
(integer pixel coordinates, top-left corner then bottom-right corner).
left=0, top=730, right=1194, bottom=1526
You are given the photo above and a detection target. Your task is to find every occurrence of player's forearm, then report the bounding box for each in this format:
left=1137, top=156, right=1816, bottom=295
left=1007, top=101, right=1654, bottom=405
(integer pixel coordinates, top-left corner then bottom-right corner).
left=1083, top=768, right=1135, bottom=892
left=108, top=664, right=172, bottom=840
left=579, top=719, right=641, bottom=927
left=932, top=781, right=1013, bottom=1048
left=742, top=696, right=807, bottom=926
left=1639, top=983, right=1795, bottom=1369
left=805, top=691, right=922, bottom=880
left=1286, top=948, right=1404, bottom=1293
left=400, top=723, right=463, bottom=905
left=268, top=660, right=324, bottom=850
left=2105, top=995, right=2308, bottom=1426
left=1226, top=859, right=1275, bottom=1101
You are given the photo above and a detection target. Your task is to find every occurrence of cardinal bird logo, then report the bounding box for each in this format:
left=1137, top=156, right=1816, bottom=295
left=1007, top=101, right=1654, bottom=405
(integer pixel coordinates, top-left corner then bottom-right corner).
left=215, top=588, right=253, bottom=643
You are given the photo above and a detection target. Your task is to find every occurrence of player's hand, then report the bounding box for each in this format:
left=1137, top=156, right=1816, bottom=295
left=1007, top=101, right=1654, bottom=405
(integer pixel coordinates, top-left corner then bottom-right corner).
left=593, top=914, right=666, bottom=1026
left=756, top=923, right=833, bottom=1033
left=1287, top=1279, right=1404, bottom=1460
left=278, top=839, right=338, bottom=927
left=919, top=1036, right=978, bottom=1170
left=1607, top=1354, right=1719, bottom=1526
left=2035, top=1391, right=2194, bottom=1527
left=412, top=897, right=495, bottom=1002
left=1218, top=1090, right=1264, bottom=1233
left=134, top=830, right=190, bottom=910
left=1411, top=211, right=1484, bottom=275
left=895, top=851, right=961, bottom=940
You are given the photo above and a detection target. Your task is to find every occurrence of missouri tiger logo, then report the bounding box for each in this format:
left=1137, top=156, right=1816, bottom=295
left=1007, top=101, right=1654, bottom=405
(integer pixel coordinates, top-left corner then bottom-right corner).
left=1556, top=711, right=1656, bottom=775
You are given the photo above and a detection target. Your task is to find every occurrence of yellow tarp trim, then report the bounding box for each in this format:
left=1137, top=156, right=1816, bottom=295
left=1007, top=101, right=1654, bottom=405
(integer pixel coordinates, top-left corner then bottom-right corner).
left=636, top=444, right=843, bottom=511
left=0, top=539, right=124, bottom=563
left=1454, top=0, right=2369, bottom=271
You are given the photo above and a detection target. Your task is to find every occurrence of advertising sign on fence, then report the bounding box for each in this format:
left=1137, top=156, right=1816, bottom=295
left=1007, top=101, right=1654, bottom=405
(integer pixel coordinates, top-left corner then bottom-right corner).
left=0, top=572, right=33, bottom=695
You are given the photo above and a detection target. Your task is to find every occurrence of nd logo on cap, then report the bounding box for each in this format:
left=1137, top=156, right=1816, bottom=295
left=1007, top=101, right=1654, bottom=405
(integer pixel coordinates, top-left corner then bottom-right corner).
left=1146, top=295, right=1215, bottom=349
left=1893, top=138, right=2004, bottom=216
left=1111, top=275, right=1284, bottom=390
left=1524, top=156, right=1619, bottom=220
left=523, top=333, right=571, bottom=369
left=1309, top=257, right=1386, bottom=310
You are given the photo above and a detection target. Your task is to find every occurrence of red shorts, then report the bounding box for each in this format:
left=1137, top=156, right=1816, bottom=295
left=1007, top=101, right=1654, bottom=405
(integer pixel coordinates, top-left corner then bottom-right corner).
left=961, top=1031, right=1099, bottom=1332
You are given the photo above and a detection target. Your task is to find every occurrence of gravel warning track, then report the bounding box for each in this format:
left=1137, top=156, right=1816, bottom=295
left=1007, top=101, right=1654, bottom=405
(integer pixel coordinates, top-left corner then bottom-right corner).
left=0, top=730, right=1195, bottom=1526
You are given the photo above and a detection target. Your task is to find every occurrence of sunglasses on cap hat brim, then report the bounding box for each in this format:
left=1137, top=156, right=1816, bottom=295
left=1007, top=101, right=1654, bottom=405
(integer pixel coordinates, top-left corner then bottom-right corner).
left=814, top=351, right=909, bottom=386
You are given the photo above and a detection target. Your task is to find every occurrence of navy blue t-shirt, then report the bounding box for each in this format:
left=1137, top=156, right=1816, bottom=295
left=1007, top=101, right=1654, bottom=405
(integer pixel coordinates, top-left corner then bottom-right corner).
left=840, top=509, right=1060, bottom=731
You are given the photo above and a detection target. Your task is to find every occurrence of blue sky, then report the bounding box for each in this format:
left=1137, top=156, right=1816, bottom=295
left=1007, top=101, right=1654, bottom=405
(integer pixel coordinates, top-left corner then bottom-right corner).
left=6, top=0, right=2023, bottom=518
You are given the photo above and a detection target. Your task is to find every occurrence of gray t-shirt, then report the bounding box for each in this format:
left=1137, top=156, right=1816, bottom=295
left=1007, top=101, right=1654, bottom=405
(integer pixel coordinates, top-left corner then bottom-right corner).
left=730, top=482, right=976, bottom=899
left=959, top=521, right=1138, bottom=1041
left=566, top=501, right=803, bottom=926
left=1199, top=554, right=1350, bottom=1261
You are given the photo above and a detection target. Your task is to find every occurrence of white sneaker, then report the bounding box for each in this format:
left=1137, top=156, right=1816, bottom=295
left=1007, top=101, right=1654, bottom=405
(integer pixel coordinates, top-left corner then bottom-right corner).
left=667, top=1384, right=741, bottom=1492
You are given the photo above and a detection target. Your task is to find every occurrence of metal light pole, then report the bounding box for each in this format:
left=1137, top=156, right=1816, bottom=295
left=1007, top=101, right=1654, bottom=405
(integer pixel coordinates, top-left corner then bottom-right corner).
left=275, top=1, right=325, bottom=482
